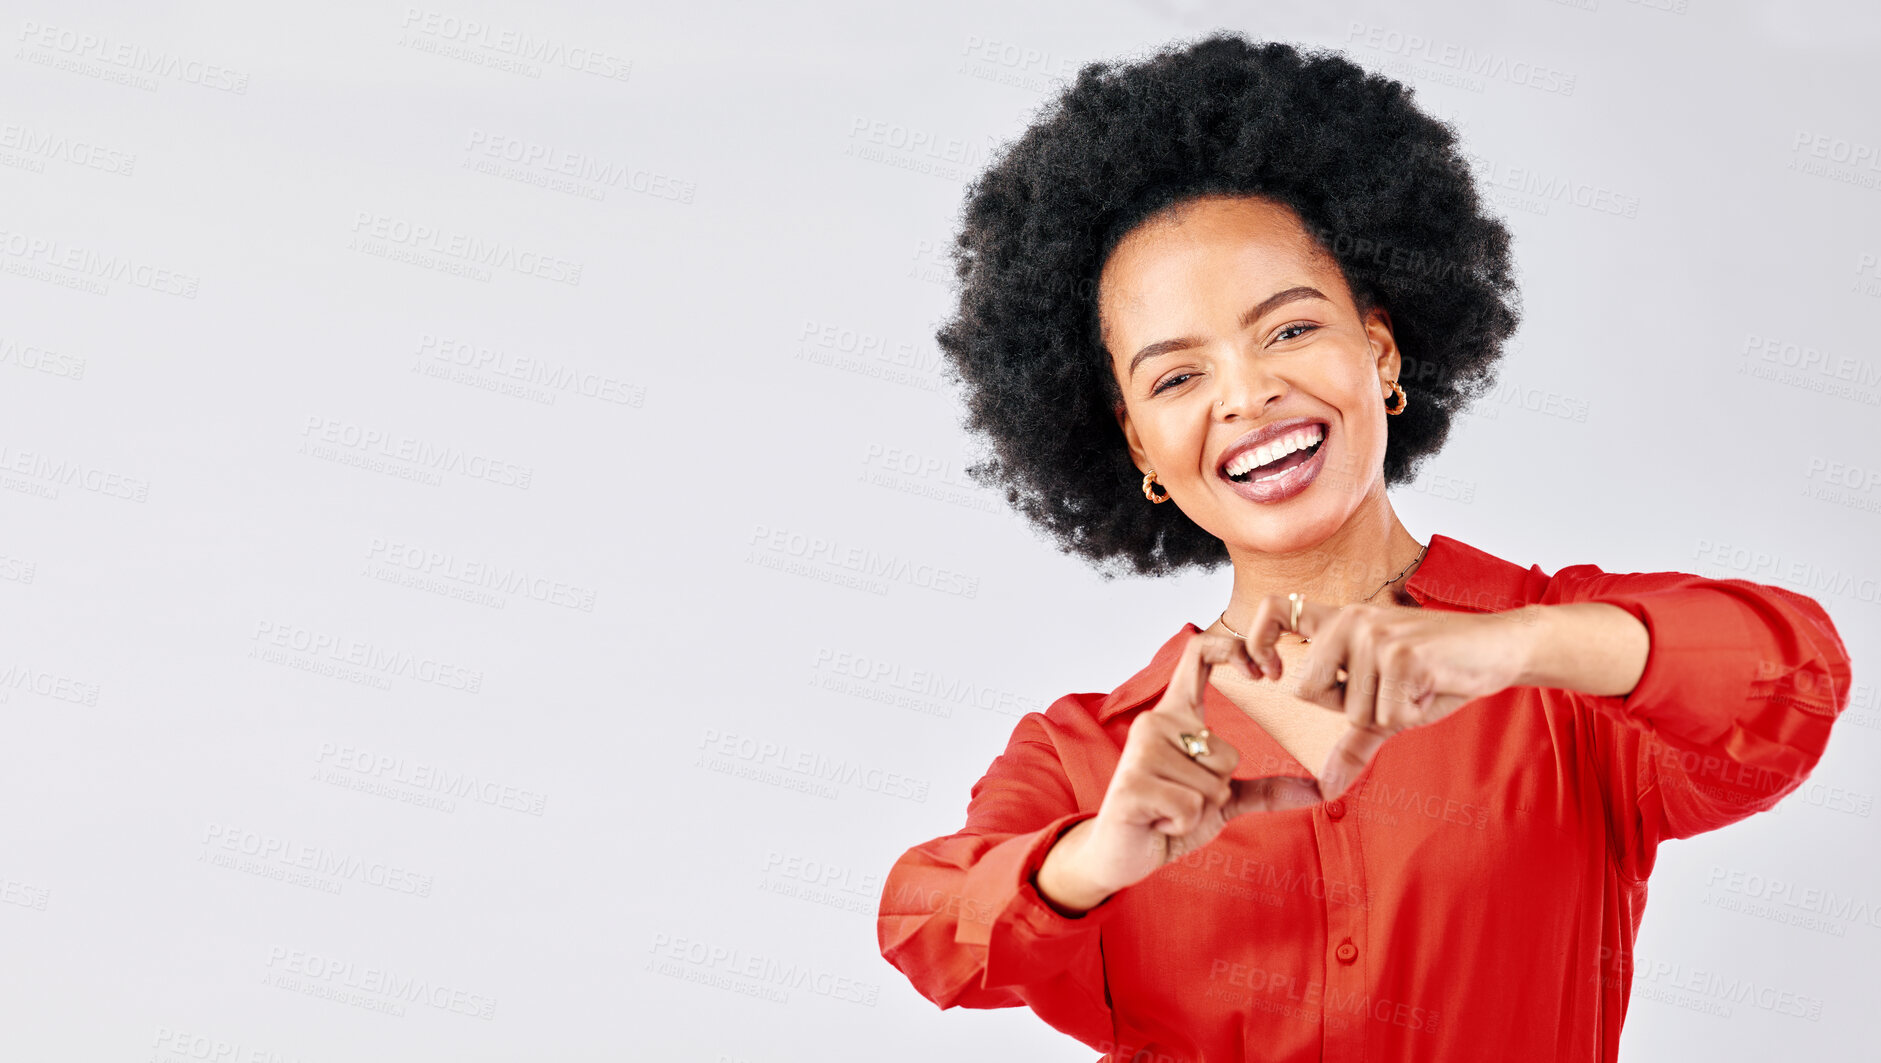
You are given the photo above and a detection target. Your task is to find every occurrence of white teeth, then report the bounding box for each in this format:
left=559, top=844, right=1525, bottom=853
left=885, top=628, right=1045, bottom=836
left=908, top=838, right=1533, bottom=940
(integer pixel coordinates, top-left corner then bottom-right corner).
left=1224, top=424, right=1323, bottom=479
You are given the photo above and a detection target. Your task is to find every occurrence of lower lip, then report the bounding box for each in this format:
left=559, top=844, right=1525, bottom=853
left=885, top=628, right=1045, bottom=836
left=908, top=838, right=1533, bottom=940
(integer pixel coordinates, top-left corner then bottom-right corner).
left=1219, top=434, right=1328, bottom=504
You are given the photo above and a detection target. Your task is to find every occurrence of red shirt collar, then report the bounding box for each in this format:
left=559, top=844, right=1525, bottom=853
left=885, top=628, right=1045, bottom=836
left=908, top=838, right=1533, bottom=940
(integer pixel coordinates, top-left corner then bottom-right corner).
left=1092, top=533, right=1541, bottom=724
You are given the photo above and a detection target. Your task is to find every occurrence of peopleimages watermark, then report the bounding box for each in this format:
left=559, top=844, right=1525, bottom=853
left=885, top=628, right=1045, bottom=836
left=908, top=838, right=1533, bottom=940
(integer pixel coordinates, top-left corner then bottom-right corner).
left=955, top=33, right=1076, bottom=93
left=0, top=660, right=101, bottom=706
left=1344, top=22, right=1577, bottom=95
left=396, top=7, right=633, bottom=82
left=0, top=438, right=148, bottom=502
left=315, top=742, right=548, bottom=816
left=757, top=848, right=882, bottom=917
left=647, top=930, right=880, bottom=1007
left=1204, top=960, right=1442, bottom=1035
left=0, top=120, right=136, bottom=176
left=14, top=18, right=250, bottom=94
left=364, top=536, right=597, bottom=612
left=150, top=1025, right=306, bottom=1063
left=0, top=333, right=85, bottom=380
left=413, top=333, right=646, bottom=407
left=1, top=873, right=50, bottom=911
left=200, top=822, right=434, bottom=898
left=463, top=128, right=695, bottom=204
left=843, top=115, right=994, bottom=182
left=745, top=523, right=980, bottom=599
left=857, top=441, right=1002, bottom=515
left=697, top=727, right=930, bottom=803
left=263, top=944, right=496, bottom=1020
left=1692, top=538, right=1881, bottom=607
left=1704, top=863, right=1881, bottom=938
left=808, top=645, right=1046, bottom=720
left=0, top=226, right=198, bottom=297
left=347, top=211, right=582, bottom=286
left=299, top=415, right=534, bottom=490
left=249, top=619, right=484, bottom=693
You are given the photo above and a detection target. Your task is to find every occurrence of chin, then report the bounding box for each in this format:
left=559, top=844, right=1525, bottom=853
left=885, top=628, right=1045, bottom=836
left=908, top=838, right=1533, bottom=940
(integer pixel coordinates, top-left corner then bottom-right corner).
left=1212, top=495, right=1351, bottom=557
left=1197, top=430, right=1382, bottom=555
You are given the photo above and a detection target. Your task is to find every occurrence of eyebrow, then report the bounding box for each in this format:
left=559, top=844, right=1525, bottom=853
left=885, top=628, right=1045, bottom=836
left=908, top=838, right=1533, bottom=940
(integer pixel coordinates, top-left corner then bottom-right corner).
left=1125, top=285, right=1330, bottom=380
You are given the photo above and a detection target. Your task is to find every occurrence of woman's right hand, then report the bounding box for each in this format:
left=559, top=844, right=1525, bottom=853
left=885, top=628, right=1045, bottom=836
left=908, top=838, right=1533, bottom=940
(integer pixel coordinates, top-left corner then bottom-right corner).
left=1039, top=633, right=1323, bottom=911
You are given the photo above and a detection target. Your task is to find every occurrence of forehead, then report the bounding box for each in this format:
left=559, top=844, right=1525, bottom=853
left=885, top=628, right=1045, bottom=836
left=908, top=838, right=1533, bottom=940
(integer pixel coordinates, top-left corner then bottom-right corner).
left=1098, top=195, right=1339, bottom=340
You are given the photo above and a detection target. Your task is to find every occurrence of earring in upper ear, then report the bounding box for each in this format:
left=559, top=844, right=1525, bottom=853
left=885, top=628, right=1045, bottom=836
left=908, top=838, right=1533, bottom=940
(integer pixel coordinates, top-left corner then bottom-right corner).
left=1384, top=379, right=1408, bottom=415
left=1142, top=470, right=1170, bottom=503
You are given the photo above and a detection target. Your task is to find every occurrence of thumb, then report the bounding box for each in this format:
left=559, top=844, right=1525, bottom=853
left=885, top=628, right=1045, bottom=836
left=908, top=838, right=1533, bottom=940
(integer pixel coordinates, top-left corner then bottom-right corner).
left=1222, top=775, right=1322, bottom=819
left=1316, top=725, right=1391, bottom=803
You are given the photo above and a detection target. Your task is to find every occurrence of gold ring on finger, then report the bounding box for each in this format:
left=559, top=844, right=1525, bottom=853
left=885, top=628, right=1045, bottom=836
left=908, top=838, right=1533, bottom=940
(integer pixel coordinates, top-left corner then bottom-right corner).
left=1287, top=592, right=1310, bottom=643
left=1179, top=728, right=1214, bottom=759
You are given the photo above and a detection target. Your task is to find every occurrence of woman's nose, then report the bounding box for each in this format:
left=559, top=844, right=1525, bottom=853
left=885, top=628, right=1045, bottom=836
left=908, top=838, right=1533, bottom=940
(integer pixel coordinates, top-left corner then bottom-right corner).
left=1211, top=356, right=1286, bottom=420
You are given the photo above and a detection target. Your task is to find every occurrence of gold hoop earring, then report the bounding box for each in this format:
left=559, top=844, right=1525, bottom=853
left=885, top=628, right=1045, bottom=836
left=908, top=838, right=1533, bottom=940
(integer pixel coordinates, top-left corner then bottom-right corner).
left=1384, top=378, right=1408, bottom=415
left=1142, top=470, right=1170, bottom=503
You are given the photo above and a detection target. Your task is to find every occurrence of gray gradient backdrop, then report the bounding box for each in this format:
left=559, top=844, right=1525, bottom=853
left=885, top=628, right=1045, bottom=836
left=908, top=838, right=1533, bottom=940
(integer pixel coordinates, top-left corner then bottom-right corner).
left=1, top=1, right=1877, bottom=1060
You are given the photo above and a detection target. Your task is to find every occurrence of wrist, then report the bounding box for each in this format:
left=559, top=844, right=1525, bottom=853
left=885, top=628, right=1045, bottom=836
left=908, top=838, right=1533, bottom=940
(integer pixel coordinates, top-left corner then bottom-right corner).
left=1510, top=604, right=1555, bottom=689
left=1034, top=818, right=1114, bottom=916
left=1512, top=602, right=1649, bottom=697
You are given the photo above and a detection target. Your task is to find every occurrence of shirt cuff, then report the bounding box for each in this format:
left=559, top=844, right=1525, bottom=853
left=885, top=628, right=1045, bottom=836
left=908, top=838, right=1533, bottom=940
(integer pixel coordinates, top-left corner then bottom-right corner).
left=954, top=811, right=1121, bottom=987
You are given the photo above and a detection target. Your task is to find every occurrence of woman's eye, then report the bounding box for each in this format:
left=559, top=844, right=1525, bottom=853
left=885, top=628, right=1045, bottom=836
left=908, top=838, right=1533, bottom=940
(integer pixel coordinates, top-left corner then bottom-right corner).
left=1151, top=372, right=1194, bottom=396
left=1273, top=322, right=1319, bottom=343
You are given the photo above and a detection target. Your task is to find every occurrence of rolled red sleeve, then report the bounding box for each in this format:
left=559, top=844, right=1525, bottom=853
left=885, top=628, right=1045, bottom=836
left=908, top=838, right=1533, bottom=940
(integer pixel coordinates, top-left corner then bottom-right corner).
left=1547, top=567, right=1853, bottom=872
left=877, top=707, right=1117, bottom=1043
left=958, top=811, right=1121, bottom=977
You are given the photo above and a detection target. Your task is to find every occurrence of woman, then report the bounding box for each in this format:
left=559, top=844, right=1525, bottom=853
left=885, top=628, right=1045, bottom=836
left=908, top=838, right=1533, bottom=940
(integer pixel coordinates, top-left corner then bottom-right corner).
left=874, top=34, right=1854, bottom=1063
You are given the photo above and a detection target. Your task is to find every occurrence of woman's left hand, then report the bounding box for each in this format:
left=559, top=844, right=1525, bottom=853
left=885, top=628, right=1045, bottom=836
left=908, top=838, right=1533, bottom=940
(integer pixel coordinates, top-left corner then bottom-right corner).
left=1237, top=596, right=1543, bottom=802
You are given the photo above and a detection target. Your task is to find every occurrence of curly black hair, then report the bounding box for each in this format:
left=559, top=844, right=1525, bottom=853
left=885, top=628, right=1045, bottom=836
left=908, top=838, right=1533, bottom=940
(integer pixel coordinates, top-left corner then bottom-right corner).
left=935, top=32, right=1521, bottom=578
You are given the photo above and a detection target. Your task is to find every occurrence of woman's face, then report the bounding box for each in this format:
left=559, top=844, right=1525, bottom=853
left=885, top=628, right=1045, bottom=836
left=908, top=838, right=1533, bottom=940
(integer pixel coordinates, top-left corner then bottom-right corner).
left=1101, top=194, right=1402, bottom=556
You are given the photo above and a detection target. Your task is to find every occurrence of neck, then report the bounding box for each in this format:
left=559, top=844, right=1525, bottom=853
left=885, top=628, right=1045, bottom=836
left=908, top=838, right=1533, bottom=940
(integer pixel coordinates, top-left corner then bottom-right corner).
left=1218, top=490, right=1424, bottom=627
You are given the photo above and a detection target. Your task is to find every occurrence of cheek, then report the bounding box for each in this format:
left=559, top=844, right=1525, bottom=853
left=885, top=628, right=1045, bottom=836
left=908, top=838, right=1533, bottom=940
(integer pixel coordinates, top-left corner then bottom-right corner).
left=1141, top=409, right=1211, bottom=470
left=1342, top=407, right=1388, bottom=466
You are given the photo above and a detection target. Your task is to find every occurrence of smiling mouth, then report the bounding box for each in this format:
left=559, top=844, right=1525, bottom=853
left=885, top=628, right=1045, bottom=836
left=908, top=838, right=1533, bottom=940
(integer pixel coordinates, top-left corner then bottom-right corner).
left=1222, top=423, right=1326, bottom=484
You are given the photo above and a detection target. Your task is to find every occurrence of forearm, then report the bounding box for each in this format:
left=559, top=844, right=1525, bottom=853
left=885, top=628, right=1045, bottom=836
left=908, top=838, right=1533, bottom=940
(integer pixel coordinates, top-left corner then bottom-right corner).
left=1033, top=818, right=1115, bottom=916
left=1526, top=570, right=1852, bottom=851
left=1514, top=602, right=1650, bottom=698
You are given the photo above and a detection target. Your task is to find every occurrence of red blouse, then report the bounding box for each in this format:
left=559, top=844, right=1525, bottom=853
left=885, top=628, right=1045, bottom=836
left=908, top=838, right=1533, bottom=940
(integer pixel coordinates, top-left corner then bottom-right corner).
left=876, top=534, right=1853, bottom=1062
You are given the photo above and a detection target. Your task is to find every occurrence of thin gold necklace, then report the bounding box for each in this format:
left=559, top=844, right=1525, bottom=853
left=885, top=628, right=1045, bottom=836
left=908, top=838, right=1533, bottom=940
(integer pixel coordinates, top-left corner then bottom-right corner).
left=1215, top=542, right=1429, bottom=640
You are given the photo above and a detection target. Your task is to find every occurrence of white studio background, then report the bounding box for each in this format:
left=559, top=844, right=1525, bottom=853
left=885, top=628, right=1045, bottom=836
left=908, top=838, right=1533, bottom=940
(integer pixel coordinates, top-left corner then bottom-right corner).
left=0, top=0, right=1876, bottom=1060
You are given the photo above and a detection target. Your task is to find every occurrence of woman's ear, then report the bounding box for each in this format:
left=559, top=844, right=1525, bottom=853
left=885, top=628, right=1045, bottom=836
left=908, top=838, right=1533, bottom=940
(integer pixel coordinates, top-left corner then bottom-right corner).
left=1114, top=401, right=1150, bottom=473
left=1365, top=305, right=1403, bottom=386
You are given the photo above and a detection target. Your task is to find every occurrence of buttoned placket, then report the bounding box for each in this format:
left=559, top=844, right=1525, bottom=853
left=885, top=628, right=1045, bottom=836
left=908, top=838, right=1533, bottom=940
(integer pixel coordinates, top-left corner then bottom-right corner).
left=1199, top=681, right=1372, bottom=1062
left=1313, top=789, right=1368, bottom=1063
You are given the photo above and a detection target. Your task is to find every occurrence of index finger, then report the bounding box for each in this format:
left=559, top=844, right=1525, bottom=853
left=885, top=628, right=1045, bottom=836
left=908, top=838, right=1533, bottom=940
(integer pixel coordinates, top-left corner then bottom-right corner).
left=1154, top=633, right=1257, bottom=729
left=1243, top=594, right=1341, bottom=679
left=1150, top=633, right=1212, bottom=731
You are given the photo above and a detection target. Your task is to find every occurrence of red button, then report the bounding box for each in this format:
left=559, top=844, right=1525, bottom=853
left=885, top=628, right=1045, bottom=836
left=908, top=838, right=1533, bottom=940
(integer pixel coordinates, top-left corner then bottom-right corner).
left=1325, top=800, right=1345, bottom=820
left=1335, top=939, right=1357, bottom=965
